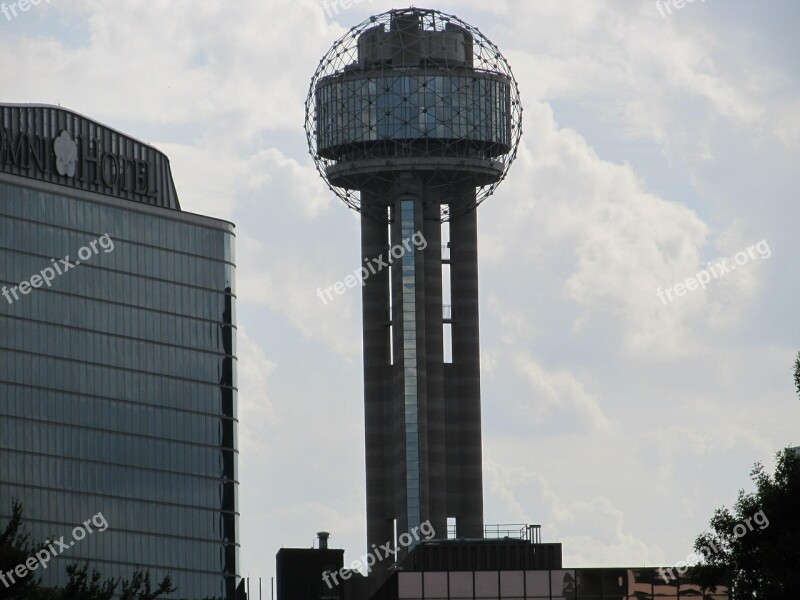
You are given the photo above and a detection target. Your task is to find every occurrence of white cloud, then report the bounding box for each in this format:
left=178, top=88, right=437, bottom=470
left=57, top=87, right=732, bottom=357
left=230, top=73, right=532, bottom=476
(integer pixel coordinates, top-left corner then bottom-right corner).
left=237, top=329, right=277, bottom=461
left=485, top=457, right=662, bottom=566
left=514, top=354, right=612, bottom=434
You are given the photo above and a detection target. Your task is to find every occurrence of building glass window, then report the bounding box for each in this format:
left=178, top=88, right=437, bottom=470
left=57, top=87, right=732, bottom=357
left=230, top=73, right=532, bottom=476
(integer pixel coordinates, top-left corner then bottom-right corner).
left=0, top=182, right=238, bottom=598
left=400, top=199, right=421, bottom=534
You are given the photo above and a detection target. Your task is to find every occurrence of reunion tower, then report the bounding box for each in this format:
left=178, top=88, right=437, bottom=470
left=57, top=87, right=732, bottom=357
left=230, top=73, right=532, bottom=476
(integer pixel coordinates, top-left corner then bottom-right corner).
left=305, top=7, right=522, bottom=574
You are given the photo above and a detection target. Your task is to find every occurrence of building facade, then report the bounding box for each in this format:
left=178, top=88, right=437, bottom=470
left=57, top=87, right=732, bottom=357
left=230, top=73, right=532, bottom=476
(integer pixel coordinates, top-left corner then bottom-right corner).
left=275, top=531, right=731, bottom=600
left=387, top=567, right=731, bottom=600
left=0, top=104, right=239, bottom=599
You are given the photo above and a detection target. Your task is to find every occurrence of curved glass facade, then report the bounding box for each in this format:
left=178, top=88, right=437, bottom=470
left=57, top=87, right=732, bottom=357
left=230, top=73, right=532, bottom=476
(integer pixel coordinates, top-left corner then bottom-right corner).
left=316, top=72, right=512, bottom=160
left=0, top=180, right=238, bottom=599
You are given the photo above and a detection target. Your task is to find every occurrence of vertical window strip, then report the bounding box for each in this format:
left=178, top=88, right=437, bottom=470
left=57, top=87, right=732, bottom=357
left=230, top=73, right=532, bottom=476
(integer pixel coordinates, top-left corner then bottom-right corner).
left=400, top=199, right=421, bottom=534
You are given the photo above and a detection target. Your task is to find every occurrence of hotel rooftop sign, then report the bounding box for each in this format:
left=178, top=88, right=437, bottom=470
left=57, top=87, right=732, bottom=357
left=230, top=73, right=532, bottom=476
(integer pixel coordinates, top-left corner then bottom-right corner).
left=0, top=104, right=181, bottom=210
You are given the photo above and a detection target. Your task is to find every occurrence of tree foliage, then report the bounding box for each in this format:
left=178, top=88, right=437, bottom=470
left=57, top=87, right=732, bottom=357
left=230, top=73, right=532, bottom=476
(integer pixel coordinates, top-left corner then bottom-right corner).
left=59, top=564, right=117, bottom=600
left=0, top=501, right=41, bottom=600
left=59, top=564, right=175, bottom=600
left=693, top=447, right=800, bottom=599
left=119, top=569, right=175, bottom=600
left=0, top=504, right=175, bottom=600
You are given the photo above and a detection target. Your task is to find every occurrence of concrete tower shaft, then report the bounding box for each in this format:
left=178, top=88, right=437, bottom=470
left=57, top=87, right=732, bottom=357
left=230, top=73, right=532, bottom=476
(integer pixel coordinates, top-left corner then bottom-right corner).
left=305, top=7, right=522, bottom=575
left=360, top=177, right=484, bottom=568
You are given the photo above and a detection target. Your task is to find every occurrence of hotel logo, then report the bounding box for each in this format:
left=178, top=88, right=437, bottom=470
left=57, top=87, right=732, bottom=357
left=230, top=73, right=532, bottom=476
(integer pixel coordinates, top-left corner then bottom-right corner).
left=53, top=130, right=77, bottom=178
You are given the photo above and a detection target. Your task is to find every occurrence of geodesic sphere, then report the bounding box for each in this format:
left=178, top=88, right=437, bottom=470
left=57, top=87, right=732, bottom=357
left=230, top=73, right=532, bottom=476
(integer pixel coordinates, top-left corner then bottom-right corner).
left=305, top=7, right=522, bottom=221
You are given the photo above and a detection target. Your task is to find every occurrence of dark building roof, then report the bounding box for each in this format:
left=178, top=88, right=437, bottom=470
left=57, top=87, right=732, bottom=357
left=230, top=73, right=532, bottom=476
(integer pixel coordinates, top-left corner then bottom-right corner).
left=1, top=103, right=181, bottom=210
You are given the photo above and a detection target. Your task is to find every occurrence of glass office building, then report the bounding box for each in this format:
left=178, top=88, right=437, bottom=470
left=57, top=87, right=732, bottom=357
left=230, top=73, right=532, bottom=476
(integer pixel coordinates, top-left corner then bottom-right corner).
left=0, top=104, right=239, bottom=599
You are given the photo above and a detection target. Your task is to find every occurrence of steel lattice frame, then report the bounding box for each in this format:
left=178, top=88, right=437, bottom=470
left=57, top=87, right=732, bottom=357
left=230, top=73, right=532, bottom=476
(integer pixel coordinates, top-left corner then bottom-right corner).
left=304, top=7, right=522, bottom=221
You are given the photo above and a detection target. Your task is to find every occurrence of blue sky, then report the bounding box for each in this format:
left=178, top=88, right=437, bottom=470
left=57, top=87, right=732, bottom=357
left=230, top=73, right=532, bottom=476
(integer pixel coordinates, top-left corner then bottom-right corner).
left=2, top=0, right=799, bottom=586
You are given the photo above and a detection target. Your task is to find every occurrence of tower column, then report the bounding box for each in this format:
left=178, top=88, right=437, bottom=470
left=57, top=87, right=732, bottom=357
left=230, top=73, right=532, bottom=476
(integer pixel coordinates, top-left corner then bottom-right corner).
left=447, top=206, right=484, bottom=538
left=361, top=195, right=394, bottom=573
left=306, top=6, right=522, bottom=574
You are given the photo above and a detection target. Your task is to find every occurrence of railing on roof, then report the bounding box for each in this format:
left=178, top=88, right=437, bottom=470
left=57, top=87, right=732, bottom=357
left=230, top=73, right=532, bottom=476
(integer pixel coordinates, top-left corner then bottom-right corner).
left=485, top=524, right=542, bottom=543
left=445, top=523, right=542, bottom=543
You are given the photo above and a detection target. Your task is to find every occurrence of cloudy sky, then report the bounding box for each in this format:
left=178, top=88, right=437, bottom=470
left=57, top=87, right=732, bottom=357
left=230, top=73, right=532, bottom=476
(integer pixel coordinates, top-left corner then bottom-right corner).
left=3, top=0, right=799, bottom=586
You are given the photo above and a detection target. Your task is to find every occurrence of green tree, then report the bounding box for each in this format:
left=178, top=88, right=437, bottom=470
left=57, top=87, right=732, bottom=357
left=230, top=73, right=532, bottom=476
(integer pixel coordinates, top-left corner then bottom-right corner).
left=60, top=564, right=175, bottom=600
left=1, top=505, right=176, bottom=600
left=59, top=564, right=116, bottom=600
left=793, top=351, right=800, bottom=399
left=0, top=501, right=45, bottom=600
left=47, top=564, right=175, bottom=600
left=693, top=447, right=800, bottom=599
left=119, top=570, right=175, bottom=600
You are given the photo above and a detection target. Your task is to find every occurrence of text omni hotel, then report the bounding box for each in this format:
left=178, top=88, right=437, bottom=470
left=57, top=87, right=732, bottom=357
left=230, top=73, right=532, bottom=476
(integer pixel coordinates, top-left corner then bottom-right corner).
left=0, top=122, right=160, bottom=199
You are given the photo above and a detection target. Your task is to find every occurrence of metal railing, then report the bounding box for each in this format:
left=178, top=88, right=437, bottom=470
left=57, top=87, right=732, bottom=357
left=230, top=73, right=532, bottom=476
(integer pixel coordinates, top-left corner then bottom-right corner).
left=484, top=524, right=541, bottom=543
left=445, top=523, right=542, bottom=543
